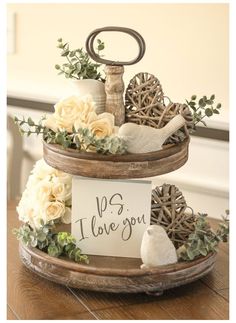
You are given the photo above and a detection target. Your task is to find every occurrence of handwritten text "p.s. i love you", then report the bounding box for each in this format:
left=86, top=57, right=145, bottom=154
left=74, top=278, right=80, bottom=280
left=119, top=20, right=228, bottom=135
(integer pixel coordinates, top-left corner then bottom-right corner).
left=75, top=193, right=146, bottom=242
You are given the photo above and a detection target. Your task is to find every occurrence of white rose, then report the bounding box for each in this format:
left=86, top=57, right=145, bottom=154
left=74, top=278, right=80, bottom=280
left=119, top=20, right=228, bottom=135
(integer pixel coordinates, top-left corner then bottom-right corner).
left=35, top=179, right=53, bottom=203
left=43, top=201, right=65, bottom=222
left=43, top=115, right=59, bottom=133
left=54, top=170, right=72, bottom=185
left=32, top=159, right=57, bottom=180
left=17, top=194, right=43, bottom=229
left=17, top=189, right=32, bottom=223
left=89, top=112, right=115, bottom=138
left=51, top=181, right=71, bottom=202
left=26, top=174, right=41, bottom=190
left=53, top=95, right=96, bottom=132
left=29, top=202, right=45, bottom=229
left=61, top=207, right=71, bottom=224
left=74, top=110, right=97, bottom=130
left=17, top=159, right=73, bottom=228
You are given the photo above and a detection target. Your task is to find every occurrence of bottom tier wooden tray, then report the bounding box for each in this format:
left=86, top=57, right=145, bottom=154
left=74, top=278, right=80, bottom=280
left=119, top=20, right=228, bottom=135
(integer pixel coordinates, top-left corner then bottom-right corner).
left=19, top=242, right=216, bottom=295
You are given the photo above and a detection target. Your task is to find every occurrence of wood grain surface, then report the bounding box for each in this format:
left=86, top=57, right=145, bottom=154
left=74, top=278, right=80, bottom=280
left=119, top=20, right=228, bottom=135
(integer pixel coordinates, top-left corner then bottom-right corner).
left=105, top=65, right=125, bottom=126
left=18, top=234, right=217, bottom=294
left=7, top=200, right=229, bottom=320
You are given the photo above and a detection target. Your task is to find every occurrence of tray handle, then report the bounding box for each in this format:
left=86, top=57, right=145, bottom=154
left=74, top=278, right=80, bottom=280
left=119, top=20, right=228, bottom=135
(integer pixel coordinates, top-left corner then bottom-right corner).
left=85, top=26, right=146, bottom=66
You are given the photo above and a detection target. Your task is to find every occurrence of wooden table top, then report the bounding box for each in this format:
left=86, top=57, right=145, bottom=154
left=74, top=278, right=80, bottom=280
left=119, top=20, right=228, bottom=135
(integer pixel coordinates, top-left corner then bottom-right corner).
left=7, top=200, right=229, bottom=320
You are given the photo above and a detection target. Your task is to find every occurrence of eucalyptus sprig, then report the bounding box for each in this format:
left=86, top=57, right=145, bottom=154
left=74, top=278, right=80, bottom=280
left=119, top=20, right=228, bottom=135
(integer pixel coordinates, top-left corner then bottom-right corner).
left=71, top=127, right=127, bottom=154
left=186, top=94, right=222, bottom=127
left=55, top=38, right=105, bottom=82
left=177, top=210, right=229, bottom=261
left=14, top=116, right=127, bottom=155
left=14, top=115, right=47, bottom=137
left=13, top=223, right=89, bottom=264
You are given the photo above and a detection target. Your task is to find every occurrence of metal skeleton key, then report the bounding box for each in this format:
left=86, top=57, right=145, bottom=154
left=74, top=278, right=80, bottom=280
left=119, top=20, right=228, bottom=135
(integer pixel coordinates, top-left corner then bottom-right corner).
left=86, top=26, right=146, bottom=126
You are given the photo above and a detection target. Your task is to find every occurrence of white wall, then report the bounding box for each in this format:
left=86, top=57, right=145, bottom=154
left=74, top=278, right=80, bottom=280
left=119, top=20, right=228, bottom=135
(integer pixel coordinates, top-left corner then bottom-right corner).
left=7, top=3, right=229, bottom=126
left=7, top=3, right=229, bottom=218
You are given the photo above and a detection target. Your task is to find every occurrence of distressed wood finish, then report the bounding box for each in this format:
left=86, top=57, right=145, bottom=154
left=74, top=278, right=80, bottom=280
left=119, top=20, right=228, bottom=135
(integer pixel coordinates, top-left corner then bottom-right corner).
left=19, top=242, right=216, bottom=294
left=105, top=65, right=125, bottom=126
left=8, top=201, right=229, bottom=319
left=43, top=138, right=189, bottom=178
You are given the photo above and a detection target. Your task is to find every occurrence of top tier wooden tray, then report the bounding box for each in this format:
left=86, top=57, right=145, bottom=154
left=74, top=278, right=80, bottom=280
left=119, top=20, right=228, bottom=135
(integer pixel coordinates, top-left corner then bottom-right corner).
left=43, top=138, right=189, bottom=179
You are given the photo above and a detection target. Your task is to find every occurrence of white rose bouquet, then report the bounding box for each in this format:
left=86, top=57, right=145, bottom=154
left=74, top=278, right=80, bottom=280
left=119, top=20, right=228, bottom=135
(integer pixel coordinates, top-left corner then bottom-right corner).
left=14, top=159, right=88, bottom=263
left=17, top=159, right=72, bottom=230
left=14, top=95, right=126, bottom=155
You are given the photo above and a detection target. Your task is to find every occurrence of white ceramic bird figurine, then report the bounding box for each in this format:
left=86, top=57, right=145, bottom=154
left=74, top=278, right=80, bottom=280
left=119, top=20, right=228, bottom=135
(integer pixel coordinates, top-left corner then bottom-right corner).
left=140, top=225, right=177, bottom=268
left=118, top=114, right=186, bottom=153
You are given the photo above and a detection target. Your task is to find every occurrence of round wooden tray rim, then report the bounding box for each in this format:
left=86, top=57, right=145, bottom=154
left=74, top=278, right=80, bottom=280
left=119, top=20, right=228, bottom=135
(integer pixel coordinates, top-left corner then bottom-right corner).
left=20, top=242, right=215, bottom=277
left=19, top=242, right=216, bottom=293
left=43, top=138, right=189, bottom=178
left=43, top=138, right=189, bottom=162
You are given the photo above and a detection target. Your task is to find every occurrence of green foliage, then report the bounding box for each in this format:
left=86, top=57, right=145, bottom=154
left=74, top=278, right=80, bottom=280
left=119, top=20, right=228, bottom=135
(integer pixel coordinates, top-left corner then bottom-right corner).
left=14, top=116, right=127, bottom=155
left=55, top=38, right=105, bottom=82
left=72, top=127, right=127, bottom=154
left=13, top=223, right=89, bottom=264
left=216, top=209, right=229, bottom=242
left=178, top=210, right=229, bottom=261
left=14, top=115, right=47, bottom=137
left=186, top=94, right=221, bottom=127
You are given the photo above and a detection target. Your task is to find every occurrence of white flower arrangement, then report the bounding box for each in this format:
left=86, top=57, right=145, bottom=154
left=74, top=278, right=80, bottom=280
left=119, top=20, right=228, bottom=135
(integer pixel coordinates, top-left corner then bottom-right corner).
left=17, top=159, right=72, bottom=230
left=14, top=95, right=127, bottom=155
left=43, top=95, right=117, bottom=137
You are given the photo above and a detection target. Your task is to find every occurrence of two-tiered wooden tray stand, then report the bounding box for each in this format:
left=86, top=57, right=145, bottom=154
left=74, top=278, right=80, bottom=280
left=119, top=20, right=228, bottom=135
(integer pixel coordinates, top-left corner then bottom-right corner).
left=19, top=27, right=216, bottom=295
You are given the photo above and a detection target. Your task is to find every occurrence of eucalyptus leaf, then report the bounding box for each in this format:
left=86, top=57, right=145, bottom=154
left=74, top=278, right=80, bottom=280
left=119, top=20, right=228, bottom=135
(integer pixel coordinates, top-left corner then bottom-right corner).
left=37, top=232, right=47, bottom=242
left=206, top=100, right=213, bottom=105
left=61, top=50, right=70, bottom=57
left=27, top=117, right=34, bottom=126
left=98, top=44, right=105, bottom=51
left=205, top=108, right=213, bottom=117
left=186, top=248, right=195, bottom=260
left=199, top=98, right=206, bottom=107
left=199, top=248, right=208, bottom=256
left=48, top=244, right=61, bottom=257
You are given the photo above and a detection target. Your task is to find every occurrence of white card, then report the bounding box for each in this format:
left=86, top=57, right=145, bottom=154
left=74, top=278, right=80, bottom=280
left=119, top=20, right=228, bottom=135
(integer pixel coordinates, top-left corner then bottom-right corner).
left=72, top=177, right=152, bottom=258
